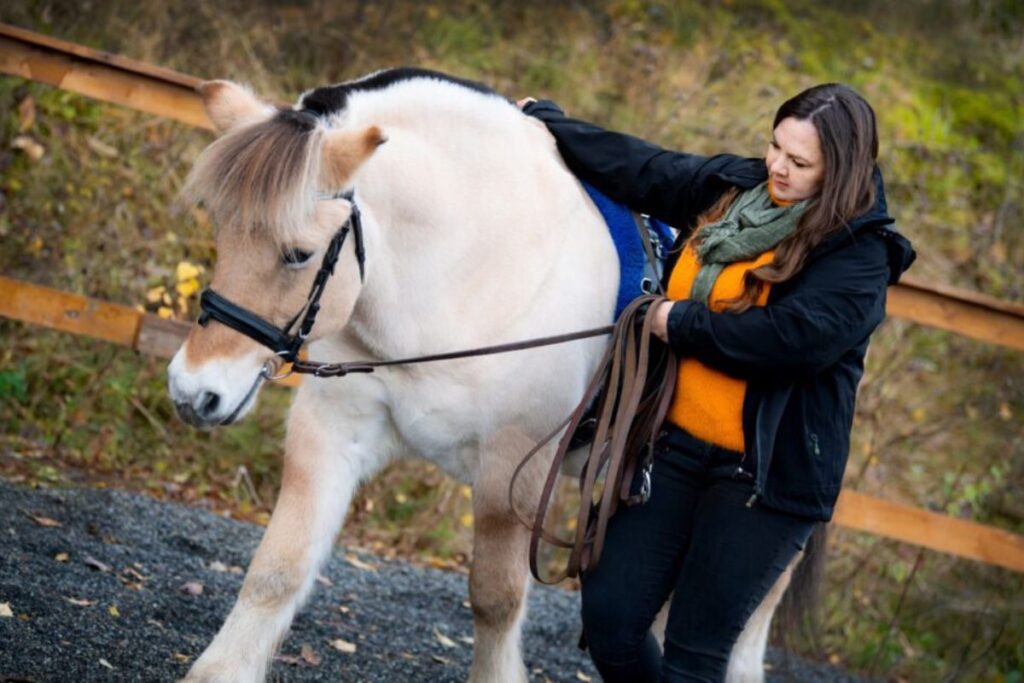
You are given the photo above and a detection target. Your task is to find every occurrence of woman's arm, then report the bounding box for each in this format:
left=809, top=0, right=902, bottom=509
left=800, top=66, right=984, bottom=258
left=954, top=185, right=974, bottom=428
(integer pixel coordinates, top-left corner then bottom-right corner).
left=523, top=100, right=761, bottom=226
left=662, top=235, right=892, bottom=382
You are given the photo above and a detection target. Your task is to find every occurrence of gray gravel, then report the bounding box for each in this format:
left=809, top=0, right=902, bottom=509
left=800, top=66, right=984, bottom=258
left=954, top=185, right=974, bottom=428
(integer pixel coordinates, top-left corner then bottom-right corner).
left=0, top=480, right=866, bottom=682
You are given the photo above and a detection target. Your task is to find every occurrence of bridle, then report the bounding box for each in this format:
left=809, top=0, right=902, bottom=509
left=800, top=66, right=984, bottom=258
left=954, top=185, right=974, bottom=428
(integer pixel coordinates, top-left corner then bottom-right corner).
left=193, top=188, right=674, bottom=585
left=198, top=190, right=616, bottom=379
left=197, top=189, right=366, bottom=377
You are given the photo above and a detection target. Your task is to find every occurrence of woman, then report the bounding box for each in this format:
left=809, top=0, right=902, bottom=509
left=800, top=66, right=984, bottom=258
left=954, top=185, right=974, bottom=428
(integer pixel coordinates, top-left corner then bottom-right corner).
left=520, top=84, right=915, bottom=682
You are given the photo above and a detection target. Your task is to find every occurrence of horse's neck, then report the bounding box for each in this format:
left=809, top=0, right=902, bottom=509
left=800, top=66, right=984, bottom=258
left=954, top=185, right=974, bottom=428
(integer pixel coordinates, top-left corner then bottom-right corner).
left=336, top=87, right=616, bottom=360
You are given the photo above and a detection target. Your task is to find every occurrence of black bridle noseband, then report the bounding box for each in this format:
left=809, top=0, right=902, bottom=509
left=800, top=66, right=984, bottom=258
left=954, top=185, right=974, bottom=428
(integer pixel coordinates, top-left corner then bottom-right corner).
left=197, top=190, right=366, bottom=372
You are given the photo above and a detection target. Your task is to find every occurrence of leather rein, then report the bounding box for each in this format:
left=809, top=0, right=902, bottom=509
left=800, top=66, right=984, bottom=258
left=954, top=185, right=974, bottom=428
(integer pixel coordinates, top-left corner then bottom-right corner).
left=196, top=190, right=674, bottom=584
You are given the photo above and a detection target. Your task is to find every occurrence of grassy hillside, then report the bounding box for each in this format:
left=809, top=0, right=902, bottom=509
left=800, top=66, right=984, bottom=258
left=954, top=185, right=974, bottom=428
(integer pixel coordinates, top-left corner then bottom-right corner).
left=1, top=1, right=1022, bottom=680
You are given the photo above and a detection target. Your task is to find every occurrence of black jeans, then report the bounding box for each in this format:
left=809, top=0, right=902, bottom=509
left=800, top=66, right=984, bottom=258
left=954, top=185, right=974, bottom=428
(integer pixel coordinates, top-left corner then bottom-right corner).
left=580, top=425, right=815, bottom=683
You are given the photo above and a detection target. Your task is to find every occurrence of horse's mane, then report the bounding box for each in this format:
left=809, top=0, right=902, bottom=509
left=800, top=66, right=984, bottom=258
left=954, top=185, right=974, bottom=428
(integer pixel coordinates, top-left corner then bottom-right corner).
left=298, top=67, right=499, bottom=117
left=180, top=68, right=506, bottom=248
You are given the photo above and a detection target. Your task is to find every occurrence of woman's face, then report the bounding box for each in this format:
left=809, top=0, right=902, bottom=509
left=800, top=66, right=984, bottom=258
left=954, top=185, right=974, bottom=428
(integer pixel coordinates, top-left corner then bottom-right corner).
left=766, top=116, right=825, bottom=202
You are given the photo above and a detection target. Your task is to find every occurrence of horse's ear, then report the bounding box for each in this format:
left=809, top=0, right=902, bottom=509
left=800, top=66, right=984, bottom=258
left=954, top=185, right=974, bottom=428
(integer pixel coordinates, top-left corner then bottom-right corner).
left=197, top=80, right=274, bottom=133
left=321, top=126, right=387, bottom=189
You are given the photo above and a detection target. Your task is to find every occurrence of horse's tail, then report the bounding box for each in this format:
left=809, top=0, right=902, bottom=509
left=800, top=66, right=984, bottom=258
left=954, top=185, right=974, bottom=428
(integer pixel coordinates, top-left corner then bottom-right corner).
left=774, top=522, right=828, bottom=652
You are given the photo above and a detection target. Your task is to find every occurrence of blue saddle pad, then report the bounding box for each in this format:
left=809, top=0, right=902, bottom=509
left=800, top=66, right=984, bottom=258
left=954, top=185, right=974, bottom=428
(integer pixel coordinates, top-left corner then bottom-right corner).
left=580, top=181, right=675, bottom=319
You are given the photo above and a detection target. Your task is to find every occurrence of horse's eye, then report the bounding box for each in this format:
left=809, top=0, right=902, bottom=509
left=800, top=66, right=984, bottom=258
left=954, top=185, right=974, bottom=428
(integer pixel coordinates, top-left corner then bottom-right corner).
left=282, top=248, right=313, bottom=267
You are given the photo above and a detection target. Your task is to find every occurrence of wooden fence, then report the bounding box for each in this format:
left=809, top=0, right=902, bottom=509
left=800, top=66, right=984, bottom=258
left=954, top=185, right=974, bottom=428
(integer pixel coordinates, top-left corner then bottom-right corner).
left=1, top=22, right=1023, bottom=573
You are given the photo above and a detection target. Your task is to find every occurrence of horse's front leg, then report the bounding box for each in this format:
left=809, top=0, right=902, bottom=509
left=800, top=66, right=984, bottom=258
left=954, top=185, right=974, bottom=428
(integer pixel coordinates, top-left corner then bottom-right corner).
left=468, top=428, right=550, bottom=683
left=183, top=394, right=390, bottom=683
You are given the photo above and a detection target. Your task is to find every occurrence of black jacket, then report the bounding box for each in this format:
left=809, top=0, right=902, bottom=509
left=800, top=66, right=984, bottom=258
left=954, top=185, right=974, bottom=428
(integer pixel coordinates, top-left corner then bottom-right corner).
left=525, top=100, right=916, bottom=521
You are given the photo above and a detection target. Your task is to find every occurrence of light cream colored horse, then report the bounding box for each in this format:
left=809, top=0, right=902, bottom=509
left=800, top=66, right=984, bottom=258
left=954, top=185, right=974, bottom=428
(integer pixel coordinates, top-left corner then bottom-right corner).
left=167, top=70, right=794, bottom=683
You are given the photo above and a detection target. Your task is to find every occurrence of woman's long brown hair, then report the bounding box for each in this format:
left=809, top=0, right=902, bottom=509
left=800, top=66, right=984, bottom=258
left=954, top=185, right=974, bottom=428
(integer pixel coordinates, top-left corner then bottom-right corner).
left=719, top=83, right=880, bottom=312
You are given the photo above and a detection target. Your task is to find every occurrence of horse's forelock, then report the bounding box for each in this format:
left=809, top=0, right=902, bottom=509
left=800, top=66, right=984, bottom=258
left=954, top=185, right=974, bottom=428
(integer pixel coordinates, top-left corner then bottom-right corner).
left=181, top=110, right=323, bottom=247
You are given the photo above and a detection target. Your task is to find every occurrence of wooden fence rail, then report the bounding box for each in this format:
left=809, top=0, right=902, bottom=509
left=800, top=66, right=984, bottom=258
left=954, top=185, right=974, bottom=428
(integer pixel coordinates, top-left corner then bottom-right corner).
left=1, top=22, right=1023, bottom=573
left=2, top=276, right=1022, bottom=573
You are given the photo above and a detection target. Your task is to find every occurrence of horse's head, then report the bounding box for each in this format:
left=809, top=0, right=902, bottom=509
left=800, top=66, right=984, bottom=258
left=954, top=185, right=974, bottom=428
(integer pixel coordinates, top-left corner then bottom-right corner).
left=168, top=80, right=385, bottom=428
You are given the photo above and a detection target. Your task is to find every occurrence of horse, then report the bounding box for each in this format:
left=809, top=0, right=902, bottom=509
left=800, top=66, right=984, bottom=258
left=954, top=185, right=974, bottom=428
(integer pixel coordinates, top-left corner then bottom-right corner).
left=167, top=68, right=800, bottom=683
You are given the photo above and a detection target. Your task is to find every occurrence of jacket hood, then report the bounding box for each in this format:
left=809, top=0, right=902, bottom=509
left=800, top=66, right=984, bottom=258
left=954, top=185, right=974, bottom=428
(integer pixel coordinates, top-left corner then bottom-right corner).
left=814, top=167, right=916, bottom=285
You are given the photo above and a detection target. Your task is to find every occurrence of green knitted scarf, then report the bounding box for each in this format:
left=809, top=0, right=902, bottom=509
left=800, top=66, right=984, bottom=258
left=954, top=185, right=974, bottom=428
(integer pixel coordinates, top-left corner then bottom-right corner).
left=689, top=182, right=809, bottom=305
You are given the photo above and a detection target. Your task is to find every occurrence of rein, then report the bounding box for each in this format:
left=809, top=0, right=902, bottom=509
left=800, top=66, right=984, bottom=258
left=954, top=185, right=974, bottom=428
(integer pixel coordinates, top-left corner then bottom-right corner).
left=196, top=190, right=675, bottom=584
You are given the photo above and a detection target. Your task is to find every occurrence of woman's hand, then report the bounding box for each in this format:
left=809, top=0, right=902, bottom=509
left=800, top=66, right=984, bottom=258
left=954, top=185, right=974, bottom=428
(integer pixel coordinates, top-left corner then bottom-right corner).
left=651, top=300, right=674, bottom=342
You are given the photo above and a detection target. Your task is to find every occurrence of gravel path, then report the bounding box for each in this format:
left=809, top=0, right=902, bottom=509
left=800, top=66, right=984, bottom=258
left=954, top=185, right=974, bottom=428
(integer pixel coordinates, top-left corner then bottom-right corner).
left=0, top=480, right=867, bottom=682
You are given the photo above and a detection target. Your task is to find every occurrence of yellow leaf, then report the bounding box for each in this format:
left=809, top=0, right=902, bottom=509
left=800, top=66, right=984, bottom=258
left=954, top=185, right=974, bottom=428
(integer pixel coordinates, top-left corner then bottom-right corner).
left=460, top=513, right=474, bottom=528
left=145, top=285, right=166, bottom=303
left=460, top=486, right=472, bottom=500
left=157, top=307, right=174, bottom=319
left=108, top=605, right=120, bottom=617
left=176, top=278, right=200, bottom=298
left=394, top=492, right=408, bottom=504
left=566, top=516, right=577, bottom=531
left=26, top=237, right=44, bottom=255
left=176, top=261, right=202, bottom=282
left=911, top=407, right=926, bottom=423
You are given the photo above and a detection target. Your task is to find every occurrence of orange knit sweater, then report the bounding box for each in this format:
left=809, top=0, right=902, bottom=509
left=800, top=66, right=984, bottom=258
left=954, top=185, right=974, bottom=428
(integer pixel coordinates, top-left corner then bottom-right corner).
left=665, top=246, right=774, bottom=452
left=665, top=182, right=790, bottom=452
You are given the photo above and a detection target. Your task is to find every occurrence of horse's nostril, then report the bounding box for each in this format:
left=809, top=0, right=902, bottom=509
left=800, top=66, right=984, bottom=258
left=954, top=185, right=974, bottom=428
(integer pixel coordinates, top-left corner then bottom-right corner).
left=198, top=391, right=221, bottom=417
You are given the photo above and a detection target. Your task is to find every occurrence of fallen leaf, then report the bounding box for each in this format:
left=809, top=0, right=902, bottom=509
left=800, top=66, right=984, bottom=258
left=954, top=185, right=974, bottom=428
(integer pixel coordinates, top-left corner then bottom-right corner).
left=17, top=96, right=35, bottom=131
left=315, top=574, right=334, bottom=587
left=55, top=552, right=69, bottom=562
left=23, top=511, right=62, bottom=528
left=86, top=136, right=119, bottom=158
left=99, top=658, right=115, bottom=670
left=459, top=513, right=474, bottom=528
left=171, top=653, right=191, bottom=663
left=330, top=639, right=357, bottom=654
left=300, top=644, right=321, bottom=666
left=431, top=654, right=450, bottom=664
left=338, top=605, right=350, bottom=614
left=275, top=654, right=302, bottom=666
left=576, top=671, right=592, bottom=682
left=157, top=306, right=174, bottom=319
left=65, top=597, right=97, bottom=607
left=83, top=556, right=112, bottom=573
left=344, top=554, right=378, bottom=572
left=122, top=566, right=147, bottom=582
left=0, top=603, right=12, bottom=618
left=180, top=581, right=204, bottom=596
left=433, top=627, right=457, bottom=648
left=11, top=135, right=44, bottom=161
left=458, top=636, right=474, bottom=645
left=108, top=605, right=120, bottom=617
left=208, top=561, right=229, bottom=572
